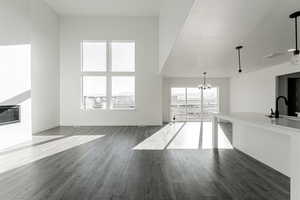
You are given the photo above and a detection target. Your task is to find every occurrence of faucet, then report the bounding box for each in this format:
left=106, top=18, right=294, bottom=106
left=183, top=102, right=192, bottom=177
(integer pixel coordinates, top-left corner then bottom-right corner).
left=274, top=96, right=289, bottom=118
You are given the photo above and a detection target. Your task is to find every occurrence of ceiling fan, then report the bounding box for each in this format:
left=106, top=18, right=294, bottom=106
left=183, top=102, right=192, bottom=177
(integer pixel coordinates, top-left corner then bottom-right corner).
left=264, top=11, right=300, bottom=63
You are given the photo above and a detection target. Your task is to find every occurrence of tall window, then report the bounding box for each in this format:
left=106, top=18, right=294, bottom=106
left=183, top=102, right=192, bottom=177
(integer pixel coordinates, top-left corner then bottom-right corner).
left=170, top=87, right=219, bottom=121
left=81, top=41, right=135, bottom=110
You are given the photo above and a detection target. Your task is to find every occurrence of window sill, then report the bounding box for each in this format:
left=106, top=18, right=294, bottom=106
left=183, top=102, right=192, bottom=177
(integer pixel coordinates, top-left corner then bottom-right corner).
left=81, top=108, right=136, bottom=112
left=110, top=108, right=136, bottom=111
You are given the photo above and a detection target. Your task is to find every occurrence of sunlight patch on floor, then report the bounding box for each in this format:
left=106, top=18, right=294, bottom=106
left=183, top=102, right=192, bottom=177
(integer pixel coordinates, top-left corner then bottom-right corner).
left=201, top=122, right=233, bottom=149
left=0, top=135, right=104, bottom=174
left=0, top=135, right=65, bottom=154
left=218, top=125, right=234, bottom=149
left=167, top=122, right=201, bottom=149
left=133, top=123, right=184, bottom=150
left=134, top=121, right=233, bottom=151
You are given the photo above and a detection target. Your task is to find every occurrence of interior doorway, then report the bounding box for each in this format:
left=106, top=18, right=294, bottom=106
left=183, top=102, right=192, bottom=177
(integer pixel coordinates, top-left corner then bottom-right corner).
left=170, top=87, right=219, bottom=122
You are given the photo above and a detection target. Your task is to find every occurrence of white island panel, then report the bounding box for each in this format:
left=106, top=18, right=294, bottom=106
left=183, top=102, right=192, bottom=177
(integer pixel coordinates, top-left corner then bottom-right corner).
left=213, top=112, right=300, bottom=200
left=233, top=123, right=290, bottom=176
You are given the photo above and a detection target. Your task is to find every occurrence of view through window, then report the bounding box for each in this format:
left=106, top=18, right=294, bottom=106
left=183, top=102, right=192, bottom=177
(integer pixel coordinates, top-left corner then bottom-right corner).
left=170, top=87, right=219, bottom=121
left=81, top=41, right=135, bottom=110
left=111, top=76, right=135, bottom=109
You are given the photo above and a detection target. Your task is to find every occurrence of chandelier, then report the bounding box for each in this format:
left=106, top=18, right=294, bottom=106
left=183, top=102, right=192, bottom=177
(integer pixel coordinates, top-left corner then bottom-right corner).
left=198, top=72, right=212, bottom=90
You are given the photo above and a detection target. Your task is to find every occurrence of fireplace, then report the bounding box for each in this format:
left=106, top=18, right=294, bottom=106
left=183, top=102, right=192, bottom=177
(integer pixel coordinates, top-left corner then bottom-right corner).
left=0, top=105, right=20, bottom=125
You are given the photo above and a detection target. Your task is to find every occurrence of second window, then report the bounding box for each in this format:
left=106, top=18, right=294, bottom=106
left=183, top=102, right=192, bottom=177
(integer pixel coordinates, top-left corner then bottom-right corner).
left=81, top=41, right=135, bottom=110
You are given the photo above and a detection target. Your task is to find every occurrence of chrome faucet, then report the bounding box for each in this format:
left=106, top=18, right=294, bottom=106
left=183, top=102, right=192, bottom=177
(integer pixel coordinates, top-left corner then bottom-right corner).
left=275, top=96, right=289, bottom=118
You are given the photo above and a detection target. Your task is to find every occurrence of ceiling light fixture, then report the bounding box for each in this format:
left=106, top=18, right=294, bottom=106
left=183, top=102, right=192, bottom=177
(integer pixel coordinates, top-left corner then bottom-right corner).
left=290, top=11, right=300, bottom=55
left=235, top=45, right=243, bottom=73
left=198, top=72, right=212, bottom=90
left=290, top=11, right=300, bottom=65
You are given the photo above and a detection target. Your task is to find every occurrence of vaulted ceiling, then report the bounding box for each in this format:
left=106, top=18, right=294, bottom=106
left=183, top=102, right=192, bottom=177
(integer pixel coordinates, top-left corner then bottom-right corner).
left=44, top=0, right=161, bottom=16
left=162, top=0, right=300, bottom=77
left=43, top=0, right=300, bottom=78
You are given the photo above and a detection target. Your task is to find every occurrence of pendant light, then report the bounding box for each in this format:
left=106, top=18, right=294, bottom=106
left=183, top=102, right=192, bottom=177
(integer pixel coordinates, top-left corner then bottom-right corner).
left=198, top=72, right=212, bottom=90
left=236, top=45, right=243, bottom=73
left=290, top=11, right=300, bottom=56
left=290, top=11, right=300, bottom=65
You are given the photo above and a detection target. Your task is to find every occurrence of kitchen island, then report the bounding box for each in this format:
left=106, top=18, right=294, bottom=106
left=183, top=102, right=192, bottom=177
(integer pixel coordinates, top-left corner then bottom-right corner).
left=213, top=113, right=300, bottom=200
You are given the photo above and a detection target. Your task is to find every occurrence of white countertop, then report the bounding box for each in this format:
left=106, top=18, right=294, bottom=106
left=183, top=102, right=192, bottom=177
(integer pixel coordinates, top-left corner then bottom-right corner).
left=214, top=112, right=300, bottom=136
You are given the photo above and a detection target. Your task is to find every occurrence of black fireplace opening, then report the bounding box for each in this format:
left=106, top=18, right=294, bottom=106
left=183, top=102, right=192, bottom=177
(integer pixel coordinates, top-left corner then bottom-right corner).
left=0, top=105, right=20, bottom=126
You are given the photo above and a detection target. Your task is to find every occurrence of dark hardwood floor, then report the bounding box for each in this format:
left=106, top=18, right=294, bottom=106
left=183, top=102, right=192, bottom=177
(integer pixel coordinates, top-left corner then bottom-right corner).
left=0, top=125, right=290, bottom=200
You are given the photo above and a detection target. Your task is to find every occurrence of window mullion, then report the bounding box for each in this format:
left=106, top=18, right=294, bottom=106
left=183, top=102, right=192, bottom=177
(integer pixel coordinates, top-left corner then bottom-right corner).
left=185, top=88, right=188, bottom=121
left=201, top=88, right=204, bottom=114
left=107, top=41, right=112, bottom=110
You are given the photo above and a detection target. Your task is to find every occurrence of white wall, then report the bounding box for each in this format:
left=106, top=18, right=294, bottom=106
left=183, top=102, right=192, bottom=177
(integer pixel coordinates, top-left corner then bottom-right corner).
left=30, top=0, right=60, bottom=133
left=60, top=16, right=162, bottom=126
left=230, top=62, right=300, bottom=113
left=159, top=0, right=195, bottom=71
left=0, top=0, right=30, bottom=45
left=163, top=77, right=230, bottom=122
left=0, top=0, right=32, bottom=150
